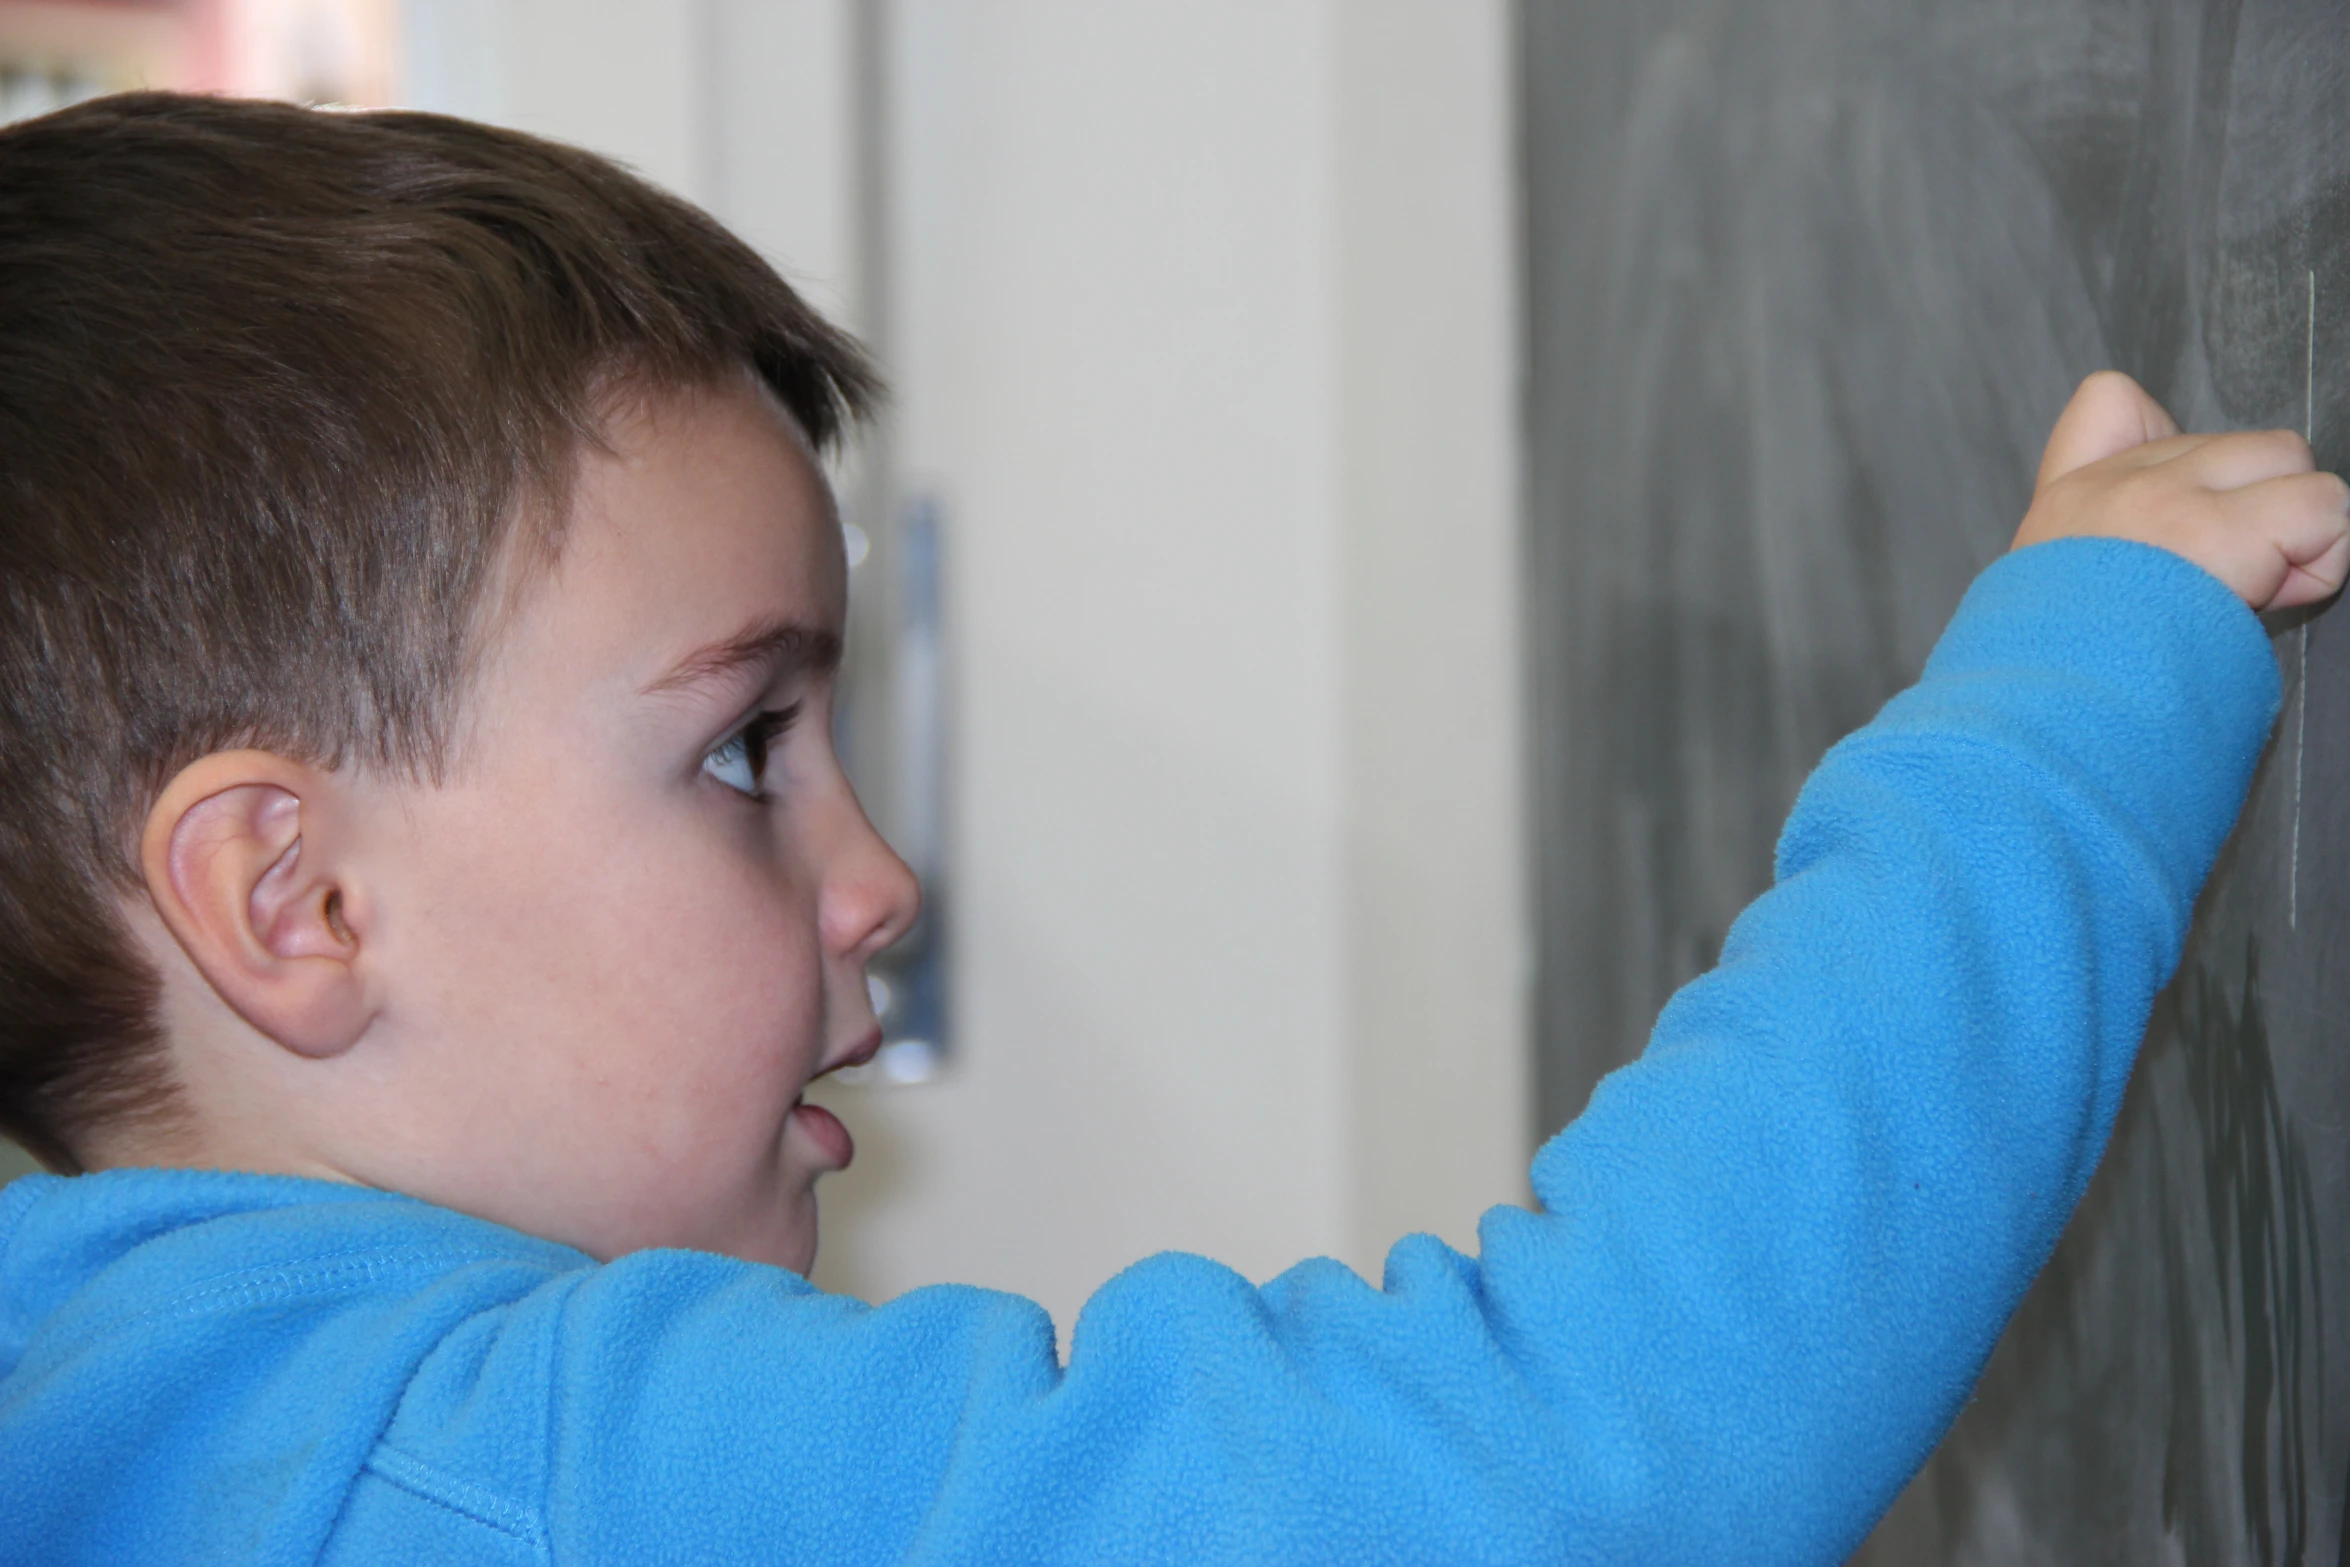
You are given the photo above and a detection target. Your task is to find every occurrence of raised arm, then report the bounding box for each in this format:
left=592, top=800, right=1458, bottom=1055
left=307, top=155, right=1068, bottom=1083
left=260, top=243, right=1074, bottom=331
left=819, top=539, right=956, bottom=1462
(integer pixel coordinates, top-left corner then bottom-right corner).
left=429, top=377, right=2336, bottom=1564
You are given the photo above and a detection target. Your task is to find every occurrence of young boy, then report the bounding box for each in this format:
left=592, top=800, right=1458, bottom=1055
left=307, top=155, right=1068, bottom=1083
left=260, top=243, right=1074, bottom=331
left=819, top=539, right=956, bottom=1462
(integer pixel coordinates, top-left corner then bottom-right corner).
left=0, top=93, right=2342, bottom=1566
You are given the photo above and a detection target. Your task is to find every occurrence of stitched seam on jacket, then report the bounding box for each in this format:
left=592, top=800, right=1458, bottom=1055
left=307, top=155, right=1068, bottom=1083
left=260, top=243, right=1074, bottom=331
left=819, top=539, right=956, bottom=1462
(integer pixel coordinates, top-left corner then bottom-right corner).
left=365, top=1440, right=549, bottom=1549
left=0, top=1180, right=45, bottom=1294
left=115, top=1245, right=517, bottom=1330
left=535, top=1271, right=590, bottom=1562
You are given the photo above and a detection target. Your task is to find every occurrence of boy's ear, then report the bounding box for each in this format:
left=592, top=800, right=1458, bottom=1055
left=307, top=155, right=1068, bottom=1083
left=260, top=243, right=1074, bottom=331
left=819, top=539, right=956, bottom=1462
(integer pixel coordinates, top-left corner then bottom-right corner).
left=139, top=750, right=374, bottom=1060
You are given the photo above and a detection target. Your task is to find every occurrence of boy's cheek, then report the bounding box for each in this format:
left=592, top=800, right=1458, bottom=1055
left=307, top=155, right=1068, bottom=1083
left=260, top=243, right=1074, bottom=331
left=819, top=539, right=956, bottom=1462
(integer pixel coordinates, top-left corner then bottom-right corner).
left=367, top=758, right=824, bottom=1088
left=531, top=840, right=820, bottom=1106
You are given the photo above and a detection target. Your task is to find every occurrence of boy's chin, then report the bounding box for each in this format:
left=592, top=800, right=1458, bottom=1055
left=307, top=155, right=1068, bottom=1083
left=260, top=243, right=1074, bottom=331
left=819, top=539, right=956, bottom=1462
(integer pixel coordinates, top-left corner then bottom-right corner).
left=719, top=1185, right=821, bottom=1276
left=759, top=1213, right=820, bottom=1277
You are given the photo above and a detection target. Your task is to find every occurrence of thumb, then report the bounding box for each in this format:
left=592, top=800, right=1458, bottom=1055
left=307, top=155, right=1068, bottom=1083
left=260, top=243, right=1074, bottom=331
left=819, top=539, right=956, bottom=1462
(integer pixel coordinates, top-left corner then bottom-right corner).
left=2037, top=371, right=2184, bottom=489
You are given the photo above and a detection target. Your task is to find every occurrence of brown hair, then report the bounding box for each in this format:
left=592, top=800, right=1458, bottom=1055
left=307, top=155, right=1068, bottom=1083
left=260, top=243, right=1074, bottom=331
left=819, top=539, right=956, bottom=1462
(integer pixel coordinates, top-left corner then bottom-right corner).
left=0, top=93, right=879, bottom=1171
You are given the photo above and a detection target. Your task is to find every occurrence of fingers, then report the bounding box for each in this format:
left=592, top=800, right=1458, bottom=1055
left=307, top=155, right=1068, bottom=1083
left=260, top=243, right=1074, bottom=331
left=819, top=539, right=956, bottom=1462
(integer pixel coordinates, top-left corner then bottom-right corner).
left=2019, top=371, right=2349, bottom=611
left=2156, top=426, right=2315, bottom=491
left=2037, top=371, right=2183, bottom=488
left=2216, top=470, right=2350, bottom=609
left=2274, top=535, right=2350, bottom=610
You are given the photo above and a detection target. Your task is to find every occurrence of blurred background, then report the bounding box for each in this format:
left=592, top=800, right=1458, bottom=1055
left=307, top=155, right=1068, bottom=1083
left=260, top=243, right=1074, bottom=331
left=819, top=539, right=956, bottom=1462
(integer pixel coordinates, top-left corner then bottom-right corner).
left=0, top=0, right=1529, bottom=1332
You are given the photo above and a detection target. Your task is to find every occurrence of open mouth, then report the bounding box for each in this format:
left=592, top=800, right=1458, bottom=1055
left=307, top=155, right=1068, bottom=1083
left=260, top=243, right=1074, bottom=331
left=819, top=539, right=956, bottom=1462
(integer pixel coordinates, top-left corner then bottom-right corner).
left=790, top=1027, right=883, bottom=1169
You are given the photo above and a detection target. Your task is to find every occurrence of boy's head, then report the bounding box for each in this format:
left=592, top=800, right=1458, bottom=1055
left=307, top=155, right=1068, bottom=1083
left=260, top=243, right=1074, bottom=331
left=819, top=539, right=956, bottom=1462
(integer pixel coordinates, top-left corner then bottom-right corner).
left=0, top=93, right=918, bottom=1270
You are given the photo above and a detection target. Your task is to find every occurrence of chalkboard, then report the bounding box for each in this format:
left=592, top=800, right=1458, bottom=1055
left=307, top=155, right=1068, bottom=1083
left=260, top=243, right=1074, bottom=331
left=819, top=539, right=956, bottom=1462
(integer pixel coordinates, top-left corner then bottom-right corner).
left=1520, top=1, right=2350, bottom=1559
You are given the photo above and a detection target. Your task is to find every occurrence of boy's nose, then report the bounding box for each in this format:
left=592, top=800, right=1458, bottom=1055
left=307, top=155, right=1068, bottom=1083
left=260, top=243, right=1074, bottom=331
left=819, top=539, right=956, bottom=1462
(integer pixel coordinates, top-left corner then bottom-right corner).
left=820, top=803, right=922, bottom=965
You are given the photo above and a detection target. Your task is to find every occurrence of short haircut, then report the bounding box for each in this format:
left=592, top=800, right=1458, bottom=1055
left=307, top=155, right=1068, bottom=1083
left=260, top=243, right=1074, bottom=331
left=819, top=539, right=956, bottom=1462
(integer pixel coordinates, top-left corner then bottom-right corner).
left=0, top=93, right=879, bottom=1171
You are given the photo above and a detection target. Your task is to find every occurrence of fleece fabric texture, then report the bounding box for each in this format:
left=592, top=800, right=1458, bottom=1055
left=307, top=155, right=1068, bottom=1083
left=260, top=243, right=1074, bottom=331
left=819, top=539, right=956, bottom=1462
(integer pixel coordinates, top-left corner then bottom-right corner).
left=0, top=538, right=2282, bottom=1566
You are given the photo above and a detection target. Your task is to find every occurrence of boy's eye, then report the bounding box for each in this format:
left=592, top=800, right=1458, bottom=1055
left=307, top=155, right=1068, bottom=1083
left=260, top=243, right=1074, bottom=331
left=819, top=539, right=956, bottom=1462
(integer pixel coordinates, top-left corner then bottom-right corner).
left=701, top=706, right=797, bottom=799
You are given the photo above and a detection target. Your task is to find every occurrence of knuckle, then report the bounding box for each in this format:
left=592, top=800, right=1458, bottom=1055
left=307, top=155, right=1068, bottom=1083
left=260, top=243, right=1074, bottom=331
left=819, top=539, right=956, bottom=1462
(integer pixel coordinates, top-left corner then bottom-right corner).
left=2258, top=428, right=2316, bottom=468
left=2277, top=470, right=2346, bottom=513
left=2204, top=428, right=2292, bottom=473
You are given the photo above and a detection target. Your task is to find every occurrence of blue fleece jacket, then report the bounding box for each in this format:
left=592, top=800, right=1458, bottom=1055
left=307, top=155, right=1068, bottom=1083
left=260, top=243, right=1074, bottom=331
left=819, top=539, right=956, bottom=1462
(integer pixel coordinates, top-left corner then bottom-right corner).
left=0, top=539, right=2280, bottom=1565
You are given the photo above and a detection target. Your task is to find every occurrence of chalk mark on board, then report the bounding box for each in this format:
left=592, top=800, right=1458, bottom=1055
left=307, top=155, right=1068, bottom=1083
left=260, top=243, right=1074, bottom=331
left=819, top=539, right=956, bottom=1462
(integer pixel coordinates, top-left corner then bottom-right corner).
left=2290, top=268, right=2314, bottom=930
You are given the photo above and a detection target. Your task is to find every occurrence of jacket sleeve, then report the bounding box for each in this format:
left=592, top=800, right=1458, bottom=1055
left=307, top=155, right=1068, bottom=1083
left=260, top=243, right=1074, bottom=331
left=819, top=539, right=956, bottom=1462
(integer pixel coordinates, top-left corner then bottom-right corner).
left=529, top=537, right=2277, bottom=1566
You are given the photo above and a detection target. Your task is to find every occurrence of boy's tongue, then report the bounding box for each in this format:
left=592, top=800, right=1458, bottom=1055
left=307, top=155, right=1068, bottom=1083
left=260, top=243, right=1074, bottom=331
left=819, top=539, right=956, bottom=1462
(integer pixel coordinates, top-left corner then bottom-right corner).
left=792, top=1100, right=855, bottom=1169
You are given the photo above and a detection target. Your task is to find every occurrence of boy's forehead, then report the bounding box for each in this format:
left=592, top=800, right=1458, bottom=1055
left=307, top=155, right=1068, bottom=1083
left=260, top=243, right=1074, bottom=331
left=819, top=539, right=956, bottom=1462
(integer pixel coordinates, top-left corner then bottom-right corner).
left=502, top=380, right=846, bottom=697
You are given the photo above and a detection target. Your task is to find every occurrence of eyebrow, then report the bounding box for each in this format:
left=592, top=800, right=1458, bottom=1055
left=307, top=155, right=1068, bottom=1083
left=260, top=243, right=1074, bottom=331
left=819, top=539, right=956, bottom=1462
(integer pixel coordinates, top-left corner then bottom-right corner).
left=642, top=618, right=843, bottom=698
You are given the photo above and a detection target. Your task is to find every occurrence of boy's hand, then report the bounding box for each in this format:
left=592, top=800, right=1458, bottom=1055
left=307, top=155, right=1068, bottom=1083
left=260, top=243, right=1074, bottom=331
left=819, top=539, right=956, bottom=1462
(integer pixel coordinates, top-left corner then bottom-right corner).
left=2013, top=370, right=2350, bottom=611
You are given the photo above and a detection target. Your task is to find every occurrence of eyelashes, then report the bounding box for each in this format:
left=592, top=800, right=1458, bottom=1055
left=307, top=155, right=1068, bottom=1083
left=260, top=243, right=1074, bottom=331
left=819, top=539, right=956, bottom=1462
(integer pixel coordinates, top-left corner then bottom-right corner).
left=701, top=704, right=801, bottom=799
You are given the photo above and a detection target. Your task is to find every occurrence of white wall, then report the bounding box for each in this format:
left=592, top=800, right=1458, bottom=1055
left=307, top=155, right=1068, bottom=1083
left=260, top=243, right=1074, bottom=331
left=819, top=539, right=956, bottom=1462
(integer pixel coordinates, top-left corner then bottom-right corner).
left=403, top=0, right=856, bottom=319
left=821, top=0, right=1355, bottom=1316
left=403, top=0, right=1527, bottom=1333
left=1333, top=2, right=1529, bottom=1269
